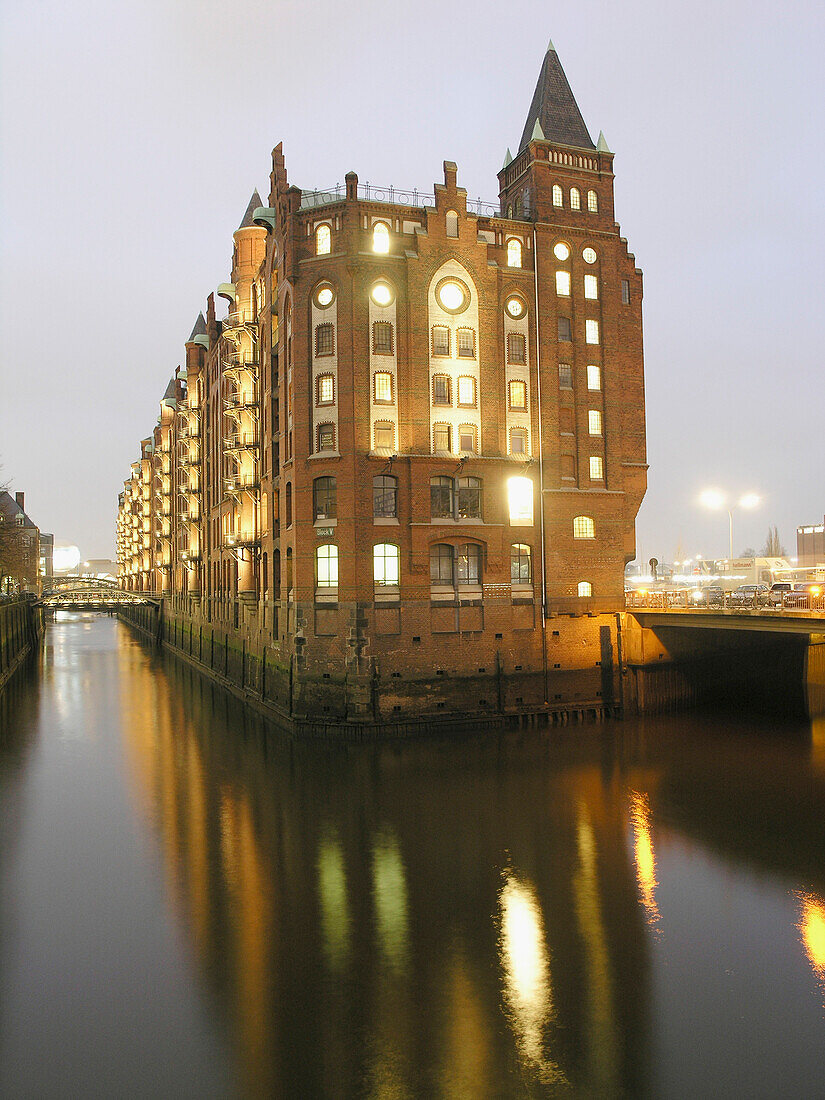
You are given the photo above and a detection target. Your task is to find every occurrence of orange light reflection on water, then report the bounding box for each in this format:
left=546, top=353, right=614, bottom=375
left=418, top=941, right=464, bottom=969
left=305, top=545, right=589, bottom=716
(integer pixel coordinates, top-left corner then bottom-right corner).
left=629, top=791, right=661, bottom=929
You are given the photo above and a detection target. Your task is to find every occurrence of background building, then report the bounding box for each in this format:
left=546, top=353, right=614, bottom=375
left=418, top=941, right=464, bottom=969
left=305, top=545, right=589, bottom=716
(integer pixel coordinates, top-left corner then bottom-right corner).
left=0, top=491, right=42, bottom=593
left=118, top=43, right=647, bottom=725
left=797, top=520, right=825, bottom=567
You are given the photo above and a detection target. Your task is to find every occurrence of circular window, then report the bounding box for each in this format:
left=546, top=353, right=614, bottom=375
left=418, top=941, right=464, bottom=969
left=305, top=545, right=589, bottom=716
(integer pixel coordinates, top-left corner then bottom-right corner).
left=370, top=281, right=394, bottom=307
left=435, top=278, right=469, bottom=314
left=314, top=283, right=335, bottom=308
left=553, top=242, right=570, bottom=261
left=505, top=295, right=526, bottom=319
left=582, top=247, right=597, bottom=264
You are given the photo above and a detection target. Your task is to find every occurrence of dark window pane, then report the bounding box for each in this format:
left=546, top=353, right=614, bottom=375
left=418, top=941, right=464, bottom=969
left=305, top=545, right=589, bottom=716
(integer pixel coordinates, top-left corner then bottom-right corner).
left=373, top=475, right=397, bottom=518
left=430, top=543, right=454, bottom=584
left=430, top=476, right=454, bottom=518
left=457, top=543, right=480, bottom=584
left=457, top=476, right=481, bottom=519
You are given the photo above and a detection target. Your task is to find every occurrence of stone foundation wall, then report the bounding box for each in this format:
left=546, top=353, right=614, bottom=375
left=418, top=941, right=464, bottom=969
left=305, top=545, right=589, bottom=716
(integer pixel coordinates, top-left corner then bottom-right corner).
left=0, top=599, right=41, bottom=696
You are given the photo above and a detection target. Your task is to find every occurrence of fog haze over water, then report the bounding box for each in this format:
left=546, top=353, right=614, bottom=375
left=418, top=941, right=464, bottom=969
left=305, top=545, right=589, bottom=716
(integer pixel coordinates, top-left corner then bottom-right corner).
left=1, top=0, right=823, bottom=558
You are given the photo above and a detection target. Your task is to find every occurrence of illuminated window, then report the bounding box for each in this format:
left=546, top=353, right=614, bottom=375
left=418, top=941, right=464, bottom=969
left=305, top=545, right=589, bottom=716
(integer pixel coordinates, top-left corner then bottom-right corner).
left=587, top=365, right=601, bottom=390
left=315, top=323, right=334, bottom=357
left=507, top=238, right=522, bottom=267
left=587, top=190, right=599, bottom=213
left=457, top=376, right=477, bottom=407
left=313, top=476, right=337, bottom=520
left=432, top=374, right=451, bottom=405
left=457, top=543, right=481, bottom=585
left=432, top=326, right=450, bottom=356
left=446, top=210, right=459, bottom=238
left=561, top=453, right=576, bottom=479
left=373, top=543, right=400, bottom=586
left=578, top=581, right=593, bottom=597
left=430, top=543, right=454, bottom=584
left=373, top=421, right=395, bottom=449
left=584, top=274, right=598, bottom=300
left=458, top=426, right=477, bottom=453
left=570, top=187, right=581, bottom=210
left=559, top=407, right=574, bottom=434
left=556, top=270, right=571, bottom=296
left=373, top=321, right=393, bottom=354
left=573, top=515, right=594, bottom=539
left=371, top=281, right=394, bottom=307
left=554, top=242, right=570, bottom=261
left=316, top=224, right=331, bottom=255
left=316, top=373, right=334, bottom=406
left=508, top=476, right=533, bottom=524
left=508, top=380, right=527, bottom=410
left=373, top=475, right=397, bottom=518
left=458, top=476, right=482, bottom=519
left=511, top=543, right=532, bottom=584
left=552, top=184, right=563, bottom=207
left=372, top=222, right=390, bottom=253
left=316, top=543, right=338, bottom=587
left=582, top=247, right=597, bottom=265
left=510, top=427, right=528, bottom=454
left=589, top=456, right=604, bottom=480
left=437, top=279, right=469, bottom=313
left=622, top=279, right=630, bottom=304
left=315, top=283, right=335, bottom=307
left=505, top=295, right=525, bottom=318
left=430, top=476, right=454, bottom=518
left=558, top=317, right=572, bottom=341
left=433, top=423, right=452, bottom=453
left=588, top=410, right=602, bottom=435
left=585, top=319, right=600, bottom=345
left=507, top=333, right=526, bottom=364
left=558, top=363, right=572, bottom=389
left=373, top=372, right=393, bottom=404
left=457, top=328, right=476, bottom=358
left=317, top=422, right=335, bottom=451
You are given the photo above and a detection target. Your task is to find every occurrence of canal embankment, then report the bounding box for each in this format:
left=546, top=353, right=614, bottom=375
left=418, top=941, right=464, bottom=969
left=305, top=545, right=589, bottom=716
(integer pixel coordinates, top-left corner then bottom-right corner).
left=0, top=598, right=42, bottom=696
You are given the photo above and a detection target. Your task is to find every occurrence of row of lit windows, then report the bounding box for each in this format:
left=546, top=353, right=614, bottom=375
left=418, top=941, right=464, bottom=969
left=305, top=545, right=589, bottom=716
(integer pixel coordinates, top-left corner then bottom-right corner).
left=557, top=407, right=602, bottom=436
left=431, top=375, right=476, bottom=407
left=558, top=363, right=601, bottom=390
left=552, top=185, right=598, bottom=212
left=315, top=280, right=531, bottom=325
left=312, top=420, right=532, bottom=456
left=557, top=317, right=599, bottom=344
left=555, top=272, right=599, bottom=299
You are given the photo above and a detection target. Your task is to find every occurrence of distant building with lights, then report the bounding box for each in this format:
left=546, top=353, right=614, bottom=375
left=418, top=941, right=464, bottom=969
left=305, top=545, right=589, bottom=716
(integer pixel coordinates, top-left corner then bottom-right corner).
left=797, top=520, right=825, bottom=567
left=0, top=491, right=44, bottom=593
left=117, top=42, right=647, bottom=727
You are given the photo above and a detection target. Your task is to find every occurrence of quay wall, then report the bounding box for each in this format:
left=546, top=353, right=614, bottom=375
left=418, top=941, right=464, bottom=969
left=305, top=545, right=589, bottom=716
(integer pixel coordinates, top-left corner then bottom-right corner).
left=120, top=596, right=622, bottom=739
left=0, top=599, right=41, bottom=696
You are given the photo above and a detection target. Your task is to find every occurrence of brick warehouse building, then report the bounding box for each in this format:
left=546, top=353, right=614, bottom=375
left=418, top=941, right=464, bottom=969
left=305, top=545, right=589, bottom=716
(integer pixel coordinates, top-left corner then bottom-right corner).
left=117, top=42, right=647, bottom=730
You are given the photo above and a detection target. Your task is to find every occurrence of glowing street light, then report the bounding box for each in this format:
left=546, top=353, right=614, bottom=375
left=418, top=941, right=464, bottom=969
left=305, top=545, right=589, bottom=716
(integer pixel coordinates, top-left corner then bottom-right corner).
left=699, top=489, right=761, bottom=561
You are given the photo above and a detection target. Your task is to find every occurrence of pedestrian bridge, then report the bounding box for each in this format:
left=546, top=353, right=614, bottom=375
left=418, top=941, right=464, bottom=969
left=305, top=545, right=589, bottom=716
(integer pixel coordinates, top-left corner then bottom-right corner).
left=37, top=577, right=160, bottom=612
left=627, top=606, right=825, bottom=637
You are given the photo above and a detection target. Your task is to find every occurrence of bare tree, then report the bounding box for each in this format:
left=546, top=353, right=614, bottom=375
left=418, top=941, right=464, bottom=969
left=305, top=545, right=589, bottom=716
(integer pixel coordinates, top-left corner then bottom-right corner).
left=761, top=526, right=786, bottom=557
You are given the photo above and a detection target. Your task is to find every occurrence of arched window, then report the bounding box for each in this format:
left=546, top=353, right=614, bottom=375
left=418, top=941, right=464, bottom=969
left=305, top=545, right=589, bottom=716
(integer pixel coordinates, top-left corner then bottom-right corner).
left=552, top=184, right=563, bottom=208
left=372, top=222, right=390, bottom=254
left=285, top=482, right=292, bottom=527
left=373, top=475, right=398, bottom=518
left=373, top=372, right=393, bottom=404
left=430, top=543, right=454, bottom=584
left=570, top=187, right=581, bottom=211
left=286, top=547, right=293, bottom=593
left=507, top=238, right=522, bottom=268
left=316, top=224, right=331, bottom=255
left=373, top=543, right=400, bottom=586
left=457, top=543, right=481, bottom=585
left=273, top=548, right=281, bottom=598
left=316, top=544, right=338, bottom=587
left=373, top=421, right=395, bottom=450
left=313, top=476, right=337, bottom=520
left=573, top=515, right=595, bottom=539
left=317, top=422, right=335, bottom=451
left=446, top=210, right=459, bottom=238
left=457, top=476, right=482, bottom=519
left=578, top=581, right=593, bottom=597
left=511, top=543, right=532, bottom=584
left=587, top=190, right=599, bottom=213
left=430, top=475, right=454, bottom=519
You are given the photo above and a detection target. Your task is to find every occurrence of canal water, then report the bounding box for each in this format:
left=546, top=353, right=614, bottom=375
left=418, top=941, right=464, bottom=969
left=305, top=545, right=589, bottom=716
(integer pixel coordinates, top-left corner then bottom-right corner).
left=1, top=616, right=825, bottom=1099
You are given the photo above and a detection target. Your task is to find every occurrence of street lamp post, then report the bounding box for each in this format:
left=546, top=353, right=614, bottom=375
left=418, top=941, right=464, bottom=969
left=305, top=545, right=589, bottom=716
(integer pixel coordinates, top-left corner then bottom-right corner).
left=699, top=490, right=760, bottom=563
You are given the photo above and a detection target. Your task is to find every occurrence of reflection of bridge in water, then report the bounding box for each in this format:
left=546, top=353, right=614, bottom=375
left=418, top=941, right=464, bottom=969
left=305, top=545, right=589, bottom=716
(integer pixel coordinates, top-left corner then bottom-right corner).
left=38, top=576, right=160, bottom=613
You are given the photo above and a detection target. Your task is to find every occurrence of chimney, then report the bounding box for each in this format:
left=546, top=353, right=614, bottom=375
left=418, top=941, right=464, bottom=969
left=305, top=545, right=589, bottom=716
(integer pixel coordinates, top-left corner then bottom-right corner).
left=15, top=492, right=24, bottom=511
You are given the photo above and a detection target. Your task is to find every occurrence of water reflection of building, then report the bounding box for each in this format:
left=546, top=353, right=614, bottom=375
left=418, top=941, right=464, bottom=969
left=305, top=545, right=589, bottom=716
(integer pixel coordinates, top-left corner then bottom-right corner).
left=118, top=649, right=653, bottom=1094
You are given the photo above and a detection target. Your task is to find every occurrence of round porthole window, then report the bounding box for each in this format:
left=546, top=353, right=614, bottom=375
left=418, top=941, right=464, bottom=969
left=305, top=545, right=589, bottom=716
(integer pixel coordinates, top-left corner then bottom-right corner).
left=371, top=281, right=394, bottom=307
left=315, top=283, right=335, bottom=308
left=505, top=295, right=526, bottom=319
left=553, top=242, right=570, bottom=261
left=435, top=278, right=469, bottom=314
left=582, top=247, right=597, bottom=264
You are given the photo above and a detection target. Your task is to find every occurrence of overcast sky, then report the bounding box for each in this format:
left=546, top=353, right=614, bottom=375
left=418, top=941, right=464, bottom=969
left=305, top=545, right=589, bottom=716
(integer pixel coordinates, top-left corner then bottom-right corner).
left=1, top=0, right=823, bottom=562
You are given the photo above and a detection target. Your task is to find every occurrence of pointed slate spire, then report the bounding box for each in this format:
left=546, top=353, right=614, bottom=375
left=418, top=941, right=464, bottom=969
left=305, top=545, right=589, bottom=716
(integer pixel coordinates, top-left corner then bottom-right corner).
left=518, top=41, right=595, bottom=153
left=502, top=147, right=513, bottom=169
left=163, top=377, right=177, bottom=401
left=188, top=312, right=207, bottom=342
left=596, top=130, right=612, bottom=153
left=237, top=189, right=263, bottom=230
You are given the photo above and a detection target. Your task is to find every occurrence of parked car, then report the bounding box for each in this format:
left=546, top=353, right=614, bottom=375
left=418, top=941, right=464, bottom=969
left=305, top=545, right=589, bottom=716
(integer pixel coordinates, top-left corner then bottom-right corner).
left=690, top=585, right=724, bottom=607
left=767, top=582, right=794, bottom=607
left=730, top=584, right=769, bottom=607
left=785, top=582, right=823, bottom=609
